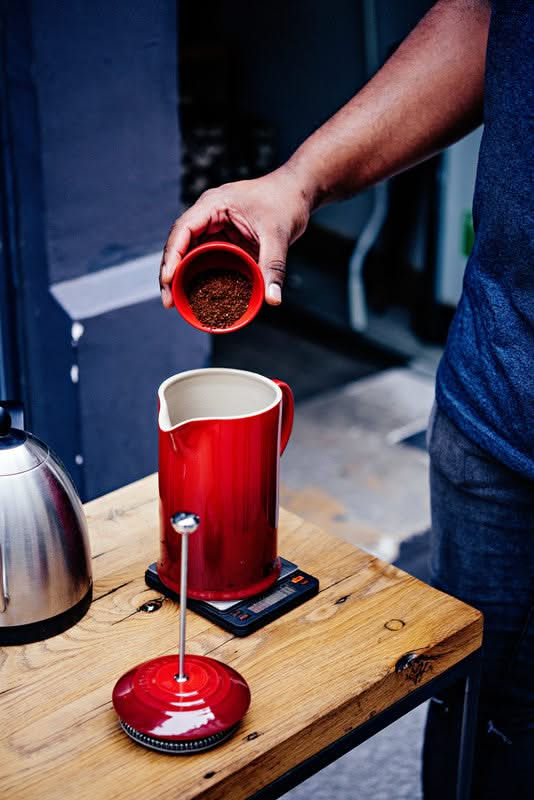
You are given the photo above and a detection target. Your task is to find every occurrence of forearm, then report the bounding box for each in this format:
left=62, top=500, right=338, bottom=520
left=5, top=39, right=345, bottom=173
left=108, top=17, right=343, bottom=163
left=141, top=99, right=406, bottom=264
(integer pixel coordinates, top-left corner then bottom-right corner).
left=159, top=0, right=491, bottom=305
left=285, top=0, right=490, bottom=211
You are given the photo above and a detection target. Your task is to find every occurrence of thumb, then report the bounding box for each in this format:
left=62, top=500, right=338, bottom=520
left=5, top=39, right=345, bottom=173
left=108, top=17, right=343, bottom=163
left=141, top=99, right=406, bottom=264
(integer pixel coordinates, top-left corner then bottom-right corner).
left=259, top=234, right=289, bottom=306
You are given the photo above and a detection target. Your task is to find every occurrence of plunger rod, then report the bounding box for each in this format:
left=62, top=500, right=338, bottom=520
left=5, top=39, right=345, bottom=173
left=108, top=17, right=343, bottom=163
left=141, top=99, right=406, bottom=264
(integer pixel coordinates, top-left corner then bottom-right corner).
left=178, top=533, right=188, bottom=681
left=170, top=512, right=200, bottom=683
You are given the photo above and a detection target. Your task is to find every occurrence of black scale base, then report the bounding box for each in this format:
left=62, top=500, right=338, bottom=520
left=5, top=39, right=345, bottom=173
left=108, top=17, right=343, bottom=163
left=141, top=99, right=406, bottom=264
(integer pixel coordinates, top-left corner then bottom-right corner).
left=145, top=558, right=319, bottom=636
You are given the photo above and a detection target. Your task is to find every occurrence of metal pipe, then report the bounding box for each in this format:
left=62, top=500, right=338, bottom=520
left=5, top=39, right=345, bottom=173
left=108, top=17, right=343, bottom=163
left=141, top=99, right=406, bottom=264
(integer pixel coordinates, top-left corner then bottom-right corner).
left=177, top=532, right=188, bottom=682
left=348, top=0, right=388, bottom=332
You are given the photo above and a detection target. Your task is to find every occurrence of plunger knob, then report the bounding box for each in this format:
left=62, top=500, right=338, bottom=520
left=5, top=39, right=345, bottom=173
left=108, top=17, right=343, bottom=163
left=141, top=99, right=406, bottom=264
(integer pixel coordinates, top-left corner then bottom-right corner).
left=170, top=511, right=200, bottom=536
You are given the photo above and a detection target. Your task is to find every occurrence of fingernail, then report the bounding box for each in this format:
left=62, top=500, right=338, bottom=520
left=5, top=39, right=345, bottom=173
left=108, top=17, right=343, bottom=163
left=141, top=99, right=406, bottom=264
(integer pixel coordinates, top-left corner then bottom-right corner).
left=162, top=262, right=172, bottom=282
left=268, top=283, right=282, bottom=304
left=161, top=287, right=172, bottom=307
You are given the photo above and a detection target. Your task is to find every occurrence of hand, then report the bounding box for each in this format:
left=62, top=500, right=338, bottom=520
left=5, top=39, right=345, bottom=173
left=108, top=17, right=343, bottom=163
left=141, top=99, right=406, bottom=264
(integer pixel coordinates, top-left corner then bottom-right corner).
left=159, top=167, right=312, bottom=308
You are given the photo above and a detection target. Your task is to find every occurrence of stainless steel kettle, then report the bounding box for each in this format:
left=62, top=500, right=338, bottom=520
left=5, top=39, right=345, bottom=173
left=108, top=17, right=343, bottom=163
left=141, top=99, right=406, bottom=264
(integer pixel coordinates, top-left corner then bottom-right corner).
left=0, top=404, right=92, bottom=645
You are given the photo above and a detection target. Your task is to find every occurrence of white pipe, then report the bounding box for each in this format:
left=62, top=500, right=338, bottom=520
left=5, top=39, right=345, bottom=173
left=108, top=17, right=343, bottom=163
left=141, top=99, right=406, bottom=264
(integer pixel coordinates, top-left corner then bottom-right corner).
left=348, top=0, right=389, bottom=331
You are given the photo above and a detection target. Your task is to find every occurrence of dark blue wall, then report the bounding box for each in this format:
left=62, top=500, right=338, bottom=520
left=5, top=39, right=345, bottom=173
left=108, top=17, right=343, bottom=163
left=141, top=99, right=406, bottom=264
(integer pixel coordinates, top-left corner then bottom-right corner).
left=1, top=0, right=211, bottom=500
left=31, top=0, right=180, bottom=282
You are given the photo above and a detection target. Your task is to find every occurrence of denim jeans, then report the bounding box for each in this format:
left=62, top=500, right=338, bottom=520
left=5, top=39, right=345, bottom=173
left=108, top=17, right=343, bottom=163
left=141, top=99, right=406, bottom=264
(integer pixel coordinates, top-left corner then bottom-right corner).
left=422, top=405, right=534, bottom=799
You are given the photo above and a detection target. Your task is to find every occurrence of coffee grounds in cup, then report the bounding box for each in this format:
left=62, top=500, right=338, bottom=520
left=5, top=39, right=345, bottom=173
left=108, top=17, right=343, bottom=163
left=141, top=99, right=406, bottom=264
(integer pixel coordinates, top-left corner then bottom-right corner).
left=186, top=269, right=253, bottom=329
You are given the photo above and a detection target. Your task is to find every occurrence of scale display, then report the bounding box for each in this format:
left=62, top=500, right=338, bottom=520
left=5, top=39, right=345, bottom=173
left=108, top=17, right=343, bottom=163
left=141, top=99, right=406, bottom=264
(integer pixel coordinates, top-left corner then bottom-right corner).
left=249, top=582, right=297, bottom=613
left=145, top=558, right=319, bottom=636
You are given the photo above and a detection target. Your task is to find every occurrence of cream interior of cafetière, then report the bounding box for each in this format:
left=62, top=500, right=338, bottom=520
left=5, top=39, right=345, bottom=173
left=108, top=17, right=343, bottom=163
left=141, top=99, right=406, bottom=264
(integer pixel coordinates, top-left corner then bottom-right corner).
left=159, top=369, right=280, bottom=429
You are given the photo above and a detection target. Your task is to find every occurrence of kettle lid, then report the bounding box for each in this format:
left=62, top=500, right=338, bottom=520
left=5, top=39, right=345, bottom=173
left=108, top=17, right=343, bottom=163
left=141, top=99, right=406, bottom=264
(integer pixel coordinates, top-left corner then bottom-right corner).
left=0, top=406, right=47, bottom=476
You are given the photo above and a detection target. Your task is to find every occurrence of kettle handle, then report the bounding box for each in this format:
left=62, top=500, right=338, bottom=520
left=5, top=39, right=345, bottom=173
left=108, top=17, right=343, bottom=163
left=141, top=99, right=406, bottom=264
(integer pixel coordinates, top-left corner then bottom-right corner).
left=0, top=402, right=25, bottom=432
left=272, top=380, right=294, bottom=455
left=0, top=541, right=8, bottom=613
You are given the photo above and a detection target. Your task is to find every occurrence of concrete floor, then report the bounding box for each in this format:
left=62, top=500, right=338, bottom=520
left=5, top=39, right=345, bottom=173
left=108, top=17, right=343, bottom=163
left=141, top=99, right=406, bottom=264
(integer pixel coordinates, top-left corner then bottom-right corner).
left=286, top=705, right=428, bottom=800
left=280, top=367, right=435, bottom=561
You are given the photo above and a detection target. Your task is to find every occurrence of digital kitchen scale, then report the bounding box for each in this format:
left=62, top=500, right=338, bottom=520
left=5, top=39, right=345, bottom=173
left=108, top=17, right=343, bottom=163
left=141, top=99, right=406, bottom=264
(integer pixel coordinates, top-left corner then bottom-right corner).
left=145, top=558, right=319, bottom=636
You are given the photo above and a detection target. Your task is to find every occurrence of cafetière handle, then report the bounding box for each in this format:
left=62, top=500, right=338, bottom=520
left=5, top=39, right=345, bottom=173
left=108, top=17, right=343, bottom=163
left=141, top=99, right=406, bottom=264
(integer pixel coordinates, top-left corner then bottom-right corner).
left=0, top=541, right=8, bottom=613
left=272, top=380, right=294, bottom=455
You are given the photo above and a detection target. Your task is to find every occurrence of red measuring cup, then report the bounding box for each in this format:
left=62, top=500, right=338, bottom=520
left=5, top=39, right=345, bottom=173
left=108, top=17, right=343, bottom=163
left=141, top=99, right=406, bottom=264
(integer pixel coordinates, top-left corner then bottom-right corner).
left=171, top=241, right=265, bottom=333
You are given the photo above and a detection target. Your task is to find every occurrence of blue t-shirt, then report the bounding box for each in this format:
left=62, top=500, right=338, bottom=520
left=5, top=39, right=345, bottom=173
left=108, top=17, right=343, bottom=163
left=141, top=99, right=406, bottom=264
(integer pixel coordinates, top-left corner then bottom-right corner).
left=436, top=0, right=534, bottom=479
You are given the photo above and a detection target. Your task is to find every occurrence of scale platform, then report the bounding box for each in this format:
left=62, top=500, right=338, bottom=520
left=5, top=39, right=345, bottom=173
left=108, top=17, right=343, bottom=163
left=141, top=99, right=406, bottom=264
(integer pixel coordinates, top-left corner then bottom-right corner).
left=145, top=558, right=319, bottom=636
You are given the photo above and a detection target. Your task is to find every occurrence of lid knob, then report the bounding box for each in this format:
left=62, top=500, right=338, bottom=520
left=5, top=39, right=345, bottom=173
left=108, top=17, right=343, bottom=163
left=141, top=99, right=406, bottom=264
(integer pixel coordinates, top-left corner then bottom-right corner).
left=170, top=512, right=200, bottom=536
left=0, top=407, right=12, bottom=437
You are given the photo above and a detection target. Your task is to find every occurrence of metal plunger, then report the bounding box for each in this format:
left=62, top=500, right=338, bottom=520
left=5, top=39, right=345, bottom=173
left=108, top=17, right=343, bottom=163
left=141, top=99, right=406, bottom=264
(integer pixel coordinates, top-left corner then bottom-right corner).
left=112, top=510, right=251, bottom=753
left=169, top=511, right=200, bottom=683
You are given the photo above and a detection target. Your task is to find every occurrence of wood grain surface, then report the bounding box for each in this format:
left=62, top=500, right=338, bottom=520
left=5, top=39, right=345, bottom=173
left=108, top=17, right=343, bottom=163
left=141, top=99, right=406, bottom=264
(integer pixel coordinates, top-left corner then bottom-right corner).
left=0, top=474, right=482, bottom=800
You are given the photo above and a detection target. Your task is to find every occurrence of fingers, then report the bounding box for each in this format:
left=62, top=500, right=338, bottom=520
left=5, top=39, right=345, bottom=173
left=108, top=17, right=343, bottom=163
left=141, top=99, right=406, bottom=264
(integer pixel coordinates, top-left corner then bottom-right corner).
left=160, top=283, right=174, bottom=309
left=159, top=200, right=218, bottom=306
left=258, top=230, right=289, bottom=306
left=159, top=218, right=192, bottom=285
left=159, top=179, right=294, bottom=309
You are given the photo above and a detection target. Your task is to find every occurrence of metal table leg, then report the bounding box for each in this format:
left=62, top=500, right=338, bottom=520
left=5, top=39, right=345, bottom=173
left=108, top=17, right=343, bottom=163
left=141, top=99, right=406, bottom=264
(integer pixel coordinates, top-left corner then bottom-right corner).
left=250, top=650, right=483, bottom=800
left=456, top=652, right=482, bottom=800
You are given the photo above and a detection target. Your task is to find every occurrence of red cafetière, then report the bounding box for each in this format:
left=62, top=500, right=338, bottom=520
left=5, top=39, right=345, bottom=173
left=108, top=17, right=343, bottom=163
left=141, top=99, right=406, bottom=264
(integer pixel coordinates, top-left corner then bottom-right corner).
left=157, top=368, right=294, bottom=601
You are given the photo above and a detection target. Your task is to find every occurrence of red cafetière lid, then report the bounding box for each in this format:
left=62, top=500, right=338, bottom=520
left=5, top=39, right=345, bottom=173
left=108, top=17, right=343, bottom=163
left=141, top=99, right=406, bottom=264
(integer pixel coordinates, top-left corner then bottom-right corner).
left=112, top=653, right=251, bottom=752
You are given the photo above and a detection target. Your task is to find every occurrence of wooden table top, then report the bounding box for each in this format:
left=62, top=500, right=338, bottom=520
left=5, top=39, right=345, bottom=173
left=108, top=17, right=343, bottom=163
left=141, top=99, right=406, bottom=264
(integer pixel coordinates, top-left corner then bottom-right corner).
left=0, top=474, right=482, bottom=800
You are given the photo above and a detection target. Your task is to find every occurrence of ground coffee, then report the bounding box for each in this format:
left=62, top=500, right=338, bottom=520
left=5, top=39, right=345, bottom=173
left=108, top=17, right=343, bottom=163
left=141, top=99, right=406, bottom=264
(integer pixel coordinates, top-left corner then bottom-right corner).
left=186, top=269, right=253, bottom=329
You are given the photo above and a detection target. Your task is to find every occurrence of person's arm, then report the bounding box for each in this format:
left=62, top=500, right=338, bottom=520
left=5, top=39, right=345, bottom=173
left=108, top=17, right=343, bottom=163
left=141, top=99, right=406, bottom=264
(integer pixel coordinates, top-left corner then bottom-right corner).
left=160, top=0, right=490, bottom=308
